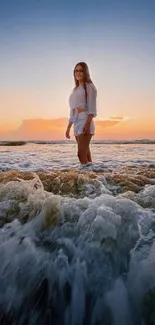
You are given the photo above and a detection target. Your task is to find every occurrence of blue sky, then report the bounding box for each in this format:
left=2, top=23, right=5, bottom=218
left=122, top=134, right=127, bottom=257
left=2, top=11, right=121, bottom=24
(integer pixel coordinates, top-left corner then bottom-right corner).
left=0, top=0, right=155, bottom=129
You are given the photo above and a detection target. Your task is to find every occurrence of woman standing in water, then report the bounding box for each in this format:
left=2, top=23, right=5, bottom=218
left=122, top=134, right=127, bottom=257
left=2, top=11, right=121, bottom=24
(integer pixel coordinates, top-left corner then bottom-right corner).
left=65, top=62, right=97, bottom=167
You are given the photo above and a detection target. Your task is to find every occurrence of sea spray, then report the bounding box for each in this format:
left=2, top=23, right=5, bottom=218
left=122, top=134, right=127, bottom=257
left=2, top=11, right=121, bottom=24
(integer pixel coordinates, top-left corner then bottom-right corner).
left=0, top=170, right=155, bottom=323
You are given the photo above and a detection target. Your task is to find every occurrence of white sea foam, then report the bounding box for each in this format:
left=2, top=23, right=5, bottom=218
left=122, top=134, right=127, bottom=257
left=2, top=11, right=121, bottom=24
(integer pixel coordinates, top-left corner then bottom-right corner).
left=0, top=142, right=155, bottom=172
left=0, top=143, right=155, bottom=324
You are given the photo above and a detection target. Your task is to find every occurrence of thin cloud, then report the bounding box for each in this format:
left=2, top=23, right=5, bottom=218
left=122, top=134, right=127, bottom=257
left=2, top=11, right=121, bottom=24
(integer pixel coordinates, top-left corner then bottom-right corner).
left=96, top=116, right=130, bottom=128
left=109, top=116, right=124, bottom=120
left=96, top=120, right=121, bottom=128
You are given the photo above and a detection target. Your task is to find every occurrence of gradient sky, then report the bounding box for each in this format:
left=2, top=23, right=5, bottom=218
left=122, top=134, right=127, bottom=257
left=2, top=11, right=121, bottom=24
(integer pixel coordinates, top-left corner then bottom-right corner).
left=0, top=0, right=155, bottom=139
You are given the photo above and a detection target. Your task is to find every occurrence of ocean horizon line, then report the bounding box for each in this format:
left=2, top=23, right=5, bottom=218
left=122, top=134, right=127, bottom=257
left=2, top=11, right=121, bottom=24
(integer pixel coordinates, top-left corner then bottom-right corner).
left=0, top=139, right=155, bottom=146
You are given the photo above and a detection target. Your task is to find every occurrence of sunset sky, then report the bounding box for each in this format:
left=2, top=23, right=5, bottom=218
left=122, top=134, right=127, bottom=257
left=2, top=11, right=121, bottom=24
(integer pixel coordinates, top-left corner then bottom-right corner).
left=0, top=0, right=155, bottom=140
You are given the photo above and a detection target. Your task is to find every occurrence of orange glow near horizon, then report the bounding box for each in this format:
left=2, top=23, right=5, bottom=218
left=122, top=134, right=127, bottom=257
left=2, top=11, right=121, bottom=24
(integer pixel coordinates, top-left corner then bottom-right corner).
left=1, top=89, right=155, bottom=140
left=0, top=116, right=155, bottom=141
left=1, top=0, right=155, bottom=142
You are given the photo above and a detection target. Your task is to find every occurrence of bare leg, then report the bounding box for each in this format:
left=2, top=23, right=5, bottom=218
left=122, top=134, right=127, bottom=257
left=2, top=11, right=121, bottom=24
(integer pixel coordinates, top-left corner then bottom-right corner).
left=75, top=134, right=92, bottom=164
left=87, top=146, right=92, bottom=162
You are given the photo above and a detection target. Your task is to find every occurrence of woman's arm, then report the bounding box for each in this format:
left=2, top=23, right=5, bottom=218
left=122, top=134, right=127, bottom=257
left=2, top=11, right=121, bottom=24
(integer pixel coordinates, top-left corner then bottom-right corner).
left=86, top=114, right=94, bottom=124
left=87, top=83, right=97, bottom=116
left=65, top=115, right=73, bottom=139
left=83, top=83, right=97, bottom=135
left=67, top=121, right=73, bottom=129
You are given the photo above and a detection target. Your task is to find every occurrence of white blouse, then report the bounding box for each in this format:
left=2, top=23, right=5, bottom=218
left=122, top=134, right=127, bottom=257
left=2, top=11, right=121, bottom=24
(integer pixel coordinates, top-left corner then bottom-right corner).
left=69, top=82, right=97, bottom=123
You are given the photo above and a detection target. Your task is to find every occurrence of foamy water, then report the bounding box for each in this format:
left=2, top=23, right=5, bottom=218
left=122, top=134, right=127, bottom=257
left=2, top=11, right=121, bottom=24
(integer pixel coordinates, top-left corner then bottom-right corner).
left=0, top=141, right=155, bottom=172
left=0, top=142, right=155, bottom=324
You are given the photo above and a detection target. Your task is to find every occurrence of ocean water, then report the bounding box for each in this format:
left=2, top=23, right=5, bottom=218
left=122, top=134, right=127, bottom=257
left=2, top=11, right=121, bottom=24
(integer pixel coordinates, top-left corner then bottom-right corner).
left=0, top=141, right=155, bottom=172
left=0, top=141, right=155, bottom=324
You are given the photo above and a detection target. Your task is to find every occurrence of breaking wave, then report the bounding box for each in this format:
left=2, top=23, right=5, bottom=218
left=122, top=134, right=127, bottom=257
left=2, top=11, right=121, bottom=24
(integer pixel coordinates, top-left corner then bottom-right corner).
left=0, top=167, right=155, bottom=324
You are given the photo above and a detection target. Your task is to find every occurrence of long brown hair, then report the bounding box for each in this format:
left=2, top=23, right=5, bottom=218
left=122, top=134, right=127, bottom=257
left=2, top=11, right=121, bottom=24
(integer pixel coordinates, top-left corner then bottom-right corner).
left=73, top=62, right=93, bottom=103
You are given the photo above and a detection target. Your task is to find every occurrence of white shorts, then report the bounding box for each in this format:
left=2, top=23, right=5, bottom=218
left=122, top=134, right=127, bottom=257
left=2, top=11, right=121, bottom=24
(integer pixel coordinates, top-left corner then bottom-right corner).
left=73, top=111, right=95, bottom=136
